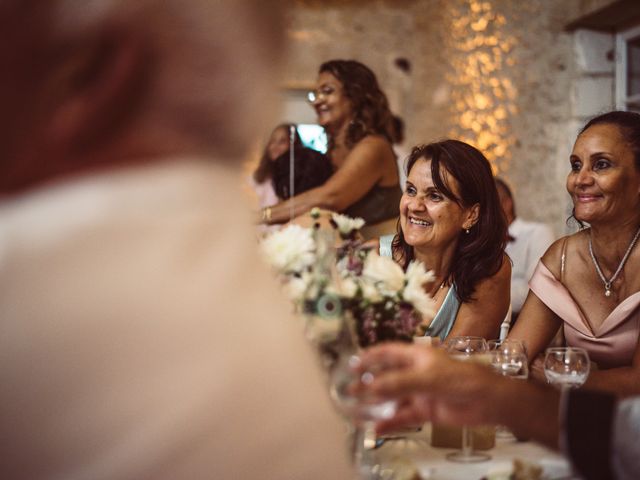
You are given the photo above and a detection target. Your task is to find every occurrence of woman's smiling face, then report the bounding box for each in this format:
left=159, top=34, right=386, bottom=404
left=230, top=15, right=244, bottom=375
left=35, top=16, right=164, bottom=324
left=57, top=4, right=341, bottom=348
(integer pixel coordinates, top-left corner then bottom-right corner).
left=400, top=157, right=477, bottom=251
left=311, top=71, right=353, bottom=130
left=568, top=123, right=640, bottom=225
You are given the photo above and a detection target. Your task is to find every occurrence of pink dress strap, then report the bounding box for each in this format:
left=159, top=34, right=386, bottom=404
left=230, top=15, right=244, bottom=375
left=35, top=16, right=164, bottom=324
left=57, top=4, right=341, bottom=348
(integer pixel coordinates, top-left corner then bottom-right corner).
left=529, top=261, right=640, bottom=369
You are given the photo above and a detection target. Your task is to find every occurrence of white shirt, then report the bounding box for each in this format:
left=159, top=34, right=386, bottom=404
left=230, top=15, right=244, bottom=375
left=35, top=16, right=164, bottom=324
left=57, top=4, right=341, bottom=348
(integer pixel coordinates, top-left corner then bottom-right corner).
left=0, top=159, right=352, bottom=480
left=505, top=217, right=555, bottom=313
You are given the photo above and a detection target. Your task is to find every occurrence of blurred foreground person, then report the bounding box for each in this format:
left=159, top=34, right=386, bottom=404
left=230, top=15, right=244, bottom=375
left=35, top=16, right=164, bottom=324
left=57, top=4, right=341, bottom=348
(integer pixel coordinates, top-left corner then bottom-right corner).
left=0, top=1, right=352, bottom=479
left=358, top=343, right=639, bottom=480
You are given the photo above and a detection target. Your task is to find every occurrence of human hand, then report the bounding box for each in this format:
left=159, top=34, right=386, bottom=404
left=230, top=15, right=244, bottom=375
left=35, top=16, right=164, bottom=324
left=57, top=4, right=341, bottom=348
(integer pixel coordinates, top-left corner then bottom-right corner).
left=356, top=342, right=507, bottom=432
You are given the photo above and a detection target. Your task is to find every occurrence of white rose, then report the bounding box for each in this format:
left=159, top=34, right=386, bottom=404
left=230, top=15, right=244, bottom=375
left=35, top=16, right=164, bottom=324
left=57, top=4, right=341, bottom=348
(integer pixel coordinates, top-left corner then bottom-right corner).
left=331, top=212, right=365, bottom=235
left=260, top=225, right=316, bottom=273
left=362, top=253, right=405, bottom=295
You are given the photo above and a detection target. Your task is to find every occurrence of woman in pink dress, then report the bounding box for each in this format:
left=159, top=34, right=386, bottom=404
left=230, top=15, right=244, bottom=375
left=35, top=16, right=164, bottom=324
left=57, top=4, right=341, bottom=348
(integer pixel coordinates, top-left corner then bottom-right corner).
left=509, top=111, right=640, bottom=396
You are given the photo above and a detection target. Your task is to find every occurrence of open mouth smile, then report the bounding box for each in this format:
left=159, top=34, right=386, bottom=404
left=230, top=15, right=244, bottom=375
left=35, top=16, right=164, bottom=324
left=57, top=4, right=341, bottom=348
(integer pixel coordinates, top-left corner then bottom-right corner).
left=409, top=217, right=432, bottom=227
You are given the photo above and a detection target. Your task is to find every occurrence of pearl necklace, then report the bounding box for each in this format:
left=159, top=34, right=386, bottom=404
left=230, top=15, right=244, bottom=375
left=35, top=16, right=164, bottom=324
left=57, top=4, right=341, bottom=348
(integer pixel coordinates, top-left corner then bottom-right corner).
left=588, top=225, right=640, bottom=297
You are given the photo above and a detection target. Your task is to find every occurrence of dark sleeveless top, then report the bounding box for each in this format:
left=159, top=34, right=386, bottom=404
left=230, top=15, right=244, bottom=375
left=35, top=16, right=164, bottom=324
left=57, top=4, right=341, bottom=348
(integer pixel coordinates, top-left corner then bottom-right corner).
left=344, top=184, right=402, bottom=225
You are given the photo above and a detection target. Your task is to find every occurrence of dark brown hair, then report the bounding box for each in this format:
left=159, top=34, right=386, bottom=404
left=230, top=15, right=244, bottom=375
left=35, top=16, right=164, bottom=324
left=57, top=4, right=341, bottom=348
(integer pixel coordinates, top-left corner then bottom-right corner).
left=253, top=124, right=302, bottom=183
left=579, top=110, right=640, bottom=169
left=271, top=147, right=333, bottom=199
left=318, top=60, right=393, bottom=150
left=392, top=140, right=507, bottom=303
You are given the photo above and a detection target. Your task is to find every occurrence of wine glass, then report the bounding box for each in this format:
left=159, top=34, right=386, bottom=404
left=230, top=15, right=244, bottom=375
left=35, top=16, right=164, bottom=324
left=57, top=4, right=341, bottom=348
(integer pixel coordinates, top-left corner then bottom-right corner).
left=490, top=349, right=529, bottom=380
left=443, top=336, right=491, bottom=463
left=544, top=347, right=590, bottom=389
left=487, top=338, right=527, bottom=356
left=329, top=353, right=398, bottom=479
left=489, top=347, right=529, bottom=440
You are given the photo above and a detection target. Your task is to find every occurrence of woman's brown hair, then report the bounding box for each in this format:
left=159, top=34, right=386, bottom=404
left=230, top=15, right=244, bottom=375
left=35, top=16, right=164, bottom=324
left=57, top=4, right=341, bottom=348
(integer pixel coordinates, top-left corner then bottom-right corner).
left=393, top=139, right=507, bottom=303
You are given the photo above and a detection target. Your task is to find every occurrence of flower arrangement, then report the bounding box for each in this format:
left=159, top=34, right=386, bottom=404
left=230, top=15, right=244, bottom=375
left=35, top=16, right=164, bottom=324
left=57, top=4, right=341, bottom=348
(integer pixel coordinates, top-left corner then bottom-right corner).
left=260, top=210, right=436, bottom=347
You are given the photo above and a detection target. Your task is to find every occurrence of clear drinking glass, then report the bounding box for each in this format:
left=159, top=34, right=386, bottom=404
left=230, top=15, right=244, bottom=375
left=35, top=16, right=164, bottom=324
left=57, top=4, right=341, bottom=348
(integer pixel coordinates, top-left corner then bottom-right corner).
left=487, top=338, right=527, bottom=356
left=544, top=347, right=590, bottom=389
left=443, top=336, right=491, bottom=463
left=490, top=349, right=529, bottom=380
left=490, top=348, right=529, bottom=440
left=329, top=353, right=398, bottom=479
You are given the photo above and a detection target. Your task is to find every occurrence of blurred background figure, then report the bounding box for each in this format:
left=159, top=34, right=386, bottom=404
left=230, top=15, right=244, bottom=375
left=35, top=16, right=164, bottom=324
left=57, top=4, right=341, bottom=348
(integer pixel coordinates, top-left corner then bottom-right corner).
left=391, top=114, right=410, bottom=188
left=495, top=177, right=555, bottom=323
left=250, top=123, right=303, bottom=209
left=271, top=147, right=333, bottom=200
left=260, top=59, right=401, bottom=240
left=0, top=1, right=352, bottom=479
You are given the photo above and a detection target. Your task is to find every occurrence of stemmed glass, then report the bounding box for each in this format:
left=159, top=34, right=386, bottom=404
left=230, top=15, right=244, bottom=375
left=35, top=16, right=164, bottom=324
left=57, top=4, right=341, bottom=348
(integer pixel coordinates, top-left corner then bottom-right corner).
left=329, top=353, right=398, bottom=479
left=544, top=347, right=590, bottom=389
left=488, top=339, right=529, bottom=379
left=487, top=338, right=527, bottom=356
left=443, top=336, right=491, bottom=463
left=489, top=341, right=529, bottom=440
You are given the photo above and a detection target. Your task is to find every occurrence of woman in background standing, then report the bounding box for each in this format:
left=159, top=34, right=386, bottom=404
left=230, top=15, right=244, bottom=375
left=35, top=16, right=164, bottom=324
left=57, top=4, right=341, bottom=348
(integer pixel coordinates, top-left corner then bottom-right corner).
left=260, top=60, right=401, bottom=239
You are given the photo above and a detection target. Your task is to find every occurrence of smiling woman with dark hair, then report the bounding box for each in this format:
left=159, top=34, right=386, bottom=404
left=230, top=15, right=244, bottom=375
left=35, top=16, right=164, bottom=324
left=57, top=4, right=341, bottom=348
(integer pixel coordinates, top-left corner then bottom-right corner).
left=377, top=139, right=511, bottom=340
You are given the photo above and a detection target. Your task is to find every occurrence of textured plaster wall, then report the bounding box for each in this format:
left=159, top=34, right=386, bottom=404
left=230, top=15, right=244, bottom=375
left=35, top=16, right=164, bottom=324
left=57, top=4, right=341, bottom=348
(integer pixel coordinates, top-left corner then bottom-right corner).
left=281, top=0, right=604, bottom=235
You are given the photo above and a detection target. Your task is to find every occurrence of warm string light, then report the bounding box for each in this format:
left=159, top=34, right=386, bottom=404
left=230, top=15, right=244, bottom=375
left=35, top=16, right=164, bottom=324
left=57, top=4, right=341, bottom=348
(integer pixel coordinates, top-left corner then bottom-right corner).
left=445, top=0, right=519, bottom=175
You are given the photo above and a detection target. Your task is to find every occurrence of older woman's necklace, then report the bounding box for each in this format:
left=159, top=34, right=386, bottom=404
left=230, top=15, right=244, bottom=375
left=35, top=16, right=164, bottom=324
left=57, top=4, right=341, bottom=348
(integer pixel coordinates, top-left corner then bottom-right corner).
left=588, top=225, right=640, bottom=297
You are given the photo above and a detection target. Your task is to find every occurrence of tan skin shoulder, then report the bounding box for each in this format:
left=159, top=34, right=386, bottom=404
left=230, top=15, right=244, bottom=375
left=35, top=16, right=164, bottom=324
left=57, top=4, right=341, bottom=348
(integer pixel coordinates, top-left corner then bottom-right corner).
left=342, top=134, right=398, bottom=185
left=447, top=253, right=512, bottom=340
left=539, top=230, right=587, bottom=282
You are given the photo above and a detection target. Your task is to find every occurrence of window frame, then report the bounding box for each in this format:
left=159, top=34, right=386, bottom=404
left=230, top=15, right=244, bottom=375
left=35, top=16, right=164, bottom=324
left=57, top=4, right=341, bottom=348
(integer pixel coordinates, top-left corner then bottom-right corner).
left=616, top=23, right=640, bottom=110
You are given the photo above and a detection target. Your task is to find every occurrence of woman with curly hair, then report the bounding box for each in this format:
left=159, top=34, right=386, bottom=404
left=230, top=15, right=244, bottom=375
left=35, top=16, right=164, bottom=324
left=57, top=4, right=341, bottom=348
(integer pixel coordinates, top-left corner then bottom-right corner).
left=378, top=140, right=511, bottom=340
left=260, top=60, right=401, bottom=238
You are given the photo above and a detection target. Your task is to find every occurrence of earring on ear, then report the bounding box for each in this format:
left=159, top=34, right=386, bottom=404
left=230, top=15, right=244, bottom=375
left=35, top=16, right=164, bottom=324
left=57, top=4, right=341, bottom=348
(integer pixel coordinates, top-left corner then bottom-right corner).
left=465, top=228, right=470, bottom=234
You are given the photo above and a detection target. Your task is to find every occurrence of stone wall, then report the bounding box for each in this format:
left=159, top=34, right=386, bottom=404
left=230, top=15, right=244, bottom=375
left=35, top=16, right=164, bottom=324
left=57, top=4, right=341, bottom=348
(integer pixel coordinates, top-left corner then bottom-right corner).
left=281, top=0, right=614, bottom=235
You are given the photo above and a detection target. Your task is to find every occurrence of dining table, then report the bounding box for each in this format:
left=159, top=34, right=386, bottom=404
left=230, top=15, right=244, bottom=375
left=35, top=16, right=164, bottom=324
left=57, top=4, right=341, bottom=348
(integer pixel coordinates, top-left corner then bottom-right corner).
left=374, top=423, right=579, bottom=480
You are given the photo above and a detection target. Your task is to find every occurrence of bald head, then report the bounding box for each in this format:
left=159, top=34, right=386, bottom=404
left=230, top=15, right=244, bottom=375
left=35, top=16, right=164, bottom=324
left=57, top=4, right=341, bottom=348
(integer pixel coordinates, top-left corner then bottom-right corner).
left=0, top=0, right=283, bottom=195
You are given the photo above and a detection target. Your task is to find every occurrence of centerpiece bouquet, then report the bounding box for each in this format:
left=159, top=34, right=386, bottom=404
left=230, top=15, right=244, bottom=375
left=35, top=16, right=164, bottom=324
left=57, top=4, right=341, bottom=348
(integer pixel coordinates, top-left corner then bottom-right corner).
left=260, top=209, right=436, bottom=349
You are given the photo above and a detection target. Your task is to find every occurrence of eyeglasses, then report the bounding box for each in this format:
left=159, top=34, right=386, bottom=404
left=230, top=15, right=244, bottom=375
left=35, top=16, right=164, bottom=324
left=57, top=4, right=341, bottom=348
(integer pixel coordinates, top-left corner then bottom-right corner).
left=306, top=86, right=335, bottom=104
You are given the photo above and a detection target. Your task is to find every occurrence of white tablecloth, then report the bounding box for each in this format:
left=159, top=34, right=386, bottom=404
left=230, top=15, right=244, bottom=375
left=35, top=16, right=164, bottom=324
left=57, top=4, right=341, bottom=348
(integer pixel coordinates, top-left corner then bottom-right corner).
left=376, top=424, right=577, bottom=479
